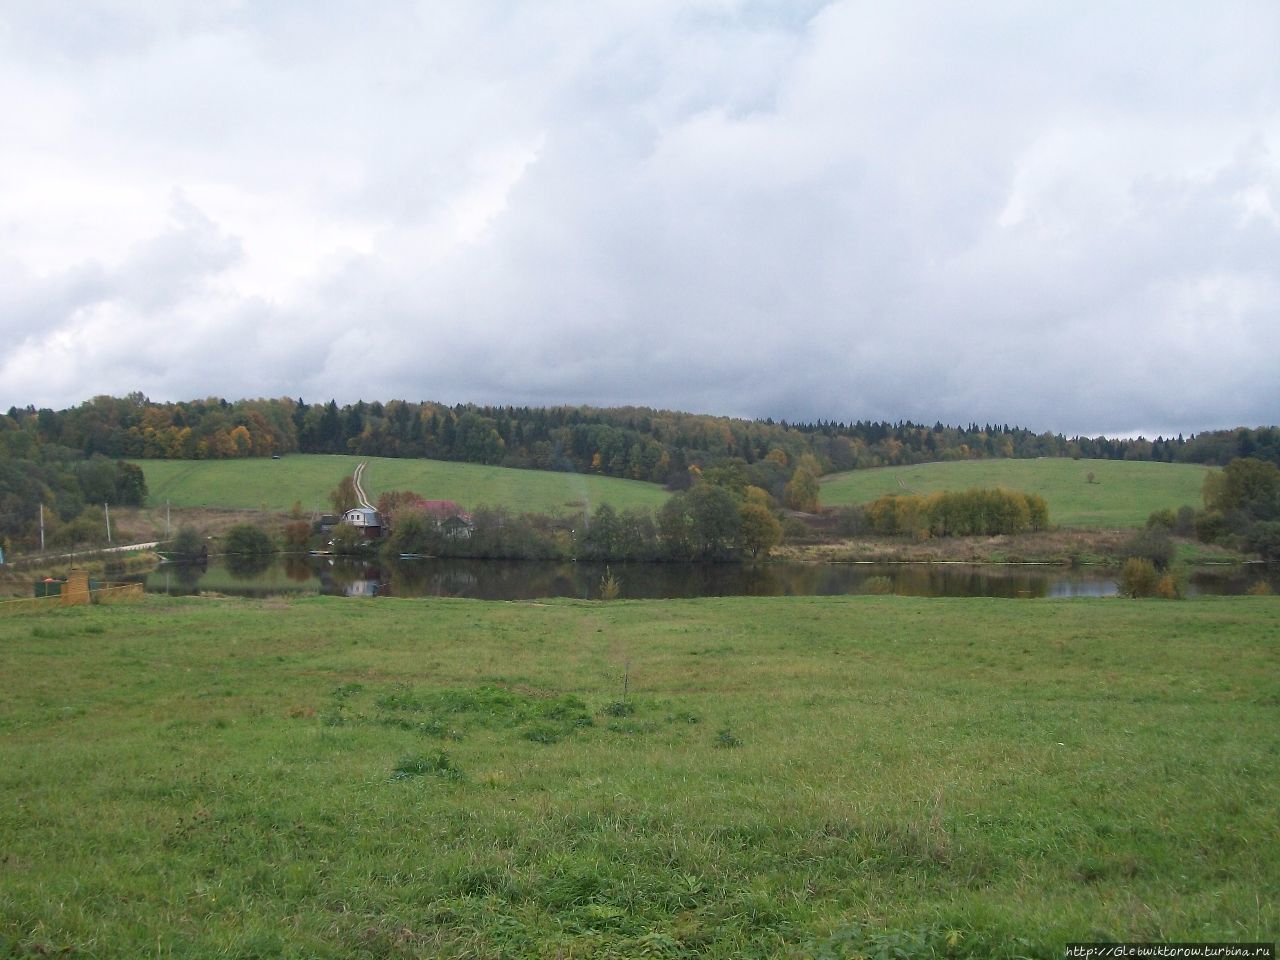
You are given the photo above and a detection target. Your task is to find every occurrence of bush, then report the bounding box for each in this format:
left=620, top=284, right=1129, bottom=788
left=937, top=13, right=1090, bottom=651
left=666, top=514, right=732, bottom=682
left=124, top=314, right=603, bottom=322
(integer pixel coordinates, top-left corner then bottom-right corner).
left=832, top=505, right=868, bottom=537
left=1155, top=574, right=1182, bottom=600
left=1175, top=505, right=1197, bottom=537
left=1121, top=527, right=1175, bottom=570
left=1194, top=510, right=1230, bottom=544
left=282, top=520, right=312, bottom=550
left=1148, top=505, right=1198, bottom=538
left=223, top=524, right=276, bottom=557
left=50, top=512, right=106, bottom=549
left=781, top=516, right=811, bottom=541
left=330, top=524, right=366, bottom=555
left=1119, top=557, right=1159, bottom=598
left=1241, top=520, right=1280, bottom=562
left=169, top=526, right=207, bottom=561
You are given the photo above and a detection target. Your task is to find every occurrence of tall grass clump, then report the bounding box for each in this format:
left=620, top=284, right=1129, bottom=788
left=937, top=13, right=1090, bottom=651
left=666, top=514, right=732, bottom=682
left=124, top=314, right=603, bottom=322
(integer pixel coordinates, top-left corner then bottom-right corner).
left=392, top=750, right=464, bottom=781
left=599, top=567, right=622, bottom=600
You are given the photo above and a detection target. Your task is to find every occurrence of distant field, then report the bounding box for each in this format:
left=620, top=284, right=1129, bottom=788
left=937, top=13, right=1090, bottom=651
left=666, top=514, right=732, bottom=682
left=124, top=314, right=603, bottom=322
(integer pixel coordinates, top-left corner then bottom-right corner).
left=820, top=458, right=1210, bottom=528
left=135, top=455, right=670, bottom=515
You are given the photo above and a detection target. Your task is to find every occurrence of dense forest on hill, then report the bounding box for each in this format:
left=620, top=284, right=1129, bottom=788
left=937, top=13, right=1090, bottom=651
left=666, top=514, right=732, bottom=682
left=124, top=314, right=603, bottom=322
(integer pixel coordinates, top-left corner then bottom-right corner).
left=3, top=395, right=1278, bottom=487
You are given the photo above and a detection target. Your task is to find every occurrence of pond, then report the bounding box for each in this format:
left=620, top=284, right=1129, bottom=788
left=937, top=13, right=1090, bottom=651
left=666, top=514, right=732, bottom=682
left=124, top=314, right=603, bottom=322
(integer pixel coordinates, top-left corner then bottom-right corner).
left=142, top=556, right=1278, bottom=601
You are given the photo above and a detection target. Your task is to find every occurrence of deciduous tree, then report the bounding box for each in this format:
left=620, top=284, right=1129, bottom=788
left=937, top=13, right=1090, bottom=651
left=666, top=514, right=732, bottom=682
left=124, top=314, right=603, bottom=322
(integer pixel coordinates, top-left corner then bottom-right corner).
left=738, top=501, right=782, bottom=558
left=330, top=476, right=358, bottom=515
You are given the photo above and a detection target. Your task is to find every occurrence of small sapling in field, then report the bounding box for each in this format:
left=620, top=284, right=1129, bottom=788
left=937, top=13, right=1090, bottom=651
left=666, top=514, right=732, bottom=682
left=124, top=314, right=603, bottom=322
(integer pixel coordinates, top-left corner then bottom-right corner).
left=392, top=751, right=463, bottom=781
left=715, top=727, right=743, bottom=749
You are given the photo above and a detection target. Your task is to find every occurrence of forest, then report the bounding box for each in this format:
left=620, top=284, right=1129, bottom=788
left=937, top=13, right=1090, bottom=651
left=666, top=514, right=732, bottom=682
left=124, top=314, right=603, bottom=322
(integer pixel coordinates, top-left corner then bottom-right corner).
left=4, top=394, right=1278, bottom=485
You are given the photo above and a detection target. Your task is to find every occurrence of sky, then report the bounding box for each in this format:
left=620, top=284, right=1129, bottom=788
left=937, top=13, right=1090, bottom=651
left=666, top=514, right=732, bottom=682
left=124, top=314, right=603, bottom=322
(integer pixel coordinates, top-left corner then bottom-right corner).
left=1, top=1, right=1277, bottom=437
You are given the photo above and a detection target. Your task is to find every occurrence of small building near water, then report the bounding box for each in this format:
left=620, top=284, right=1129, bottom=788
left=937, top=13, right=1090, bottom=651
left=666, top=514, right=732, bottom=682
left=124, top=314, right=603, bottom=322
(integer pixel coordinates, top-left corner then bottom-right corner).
left=341, top=507, right=383, bottom=539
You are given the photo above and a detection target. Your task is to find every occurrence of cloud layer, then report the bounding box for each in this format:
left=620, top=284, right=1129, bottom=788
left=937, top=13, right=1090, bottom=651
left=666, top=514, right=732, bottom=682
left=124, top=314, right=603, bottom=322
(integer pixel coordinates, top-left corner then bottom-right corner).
left=1, top=1, right=1277, bottom=435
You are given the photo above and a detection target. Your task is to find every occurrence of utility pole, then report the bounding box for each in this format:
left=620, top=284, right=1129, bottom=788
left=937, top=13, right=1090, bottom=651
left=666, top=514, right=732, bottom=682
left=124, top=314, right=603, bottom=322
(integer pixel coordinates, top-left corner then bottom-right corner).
left=166, top=500, right=171, bottom=538
left=39, top=503, right=45, bottom=552
left=104, top=502, right=112, bottom=545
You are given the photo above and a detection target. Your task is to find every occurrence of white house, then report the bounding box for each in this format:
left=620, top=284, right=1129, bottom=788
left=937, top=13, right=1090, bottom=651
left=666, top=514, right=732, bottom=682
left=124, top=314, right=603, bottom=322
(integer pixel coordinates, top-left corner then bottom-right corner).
left=341, top=507, right=383, bottom=538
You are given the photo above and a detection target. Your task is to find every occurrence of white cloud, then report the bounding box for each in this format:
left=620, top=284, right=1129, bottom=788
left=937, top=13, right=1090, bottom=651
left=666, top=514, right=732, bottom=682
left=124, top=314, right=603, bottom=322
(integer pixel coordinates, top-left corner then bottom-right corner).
left=0, top=0, right=1277, bottom=435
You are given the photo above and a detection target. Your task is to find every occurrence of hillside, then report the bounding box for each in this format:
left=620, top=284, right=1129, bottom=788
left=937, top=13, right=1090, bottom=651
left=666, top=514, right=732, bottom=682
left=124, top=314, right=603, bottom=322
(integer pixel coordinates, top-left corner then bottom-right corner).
left=135, top=455, right=670, bottom=515
left=820, top=458, right=1210, bottom=528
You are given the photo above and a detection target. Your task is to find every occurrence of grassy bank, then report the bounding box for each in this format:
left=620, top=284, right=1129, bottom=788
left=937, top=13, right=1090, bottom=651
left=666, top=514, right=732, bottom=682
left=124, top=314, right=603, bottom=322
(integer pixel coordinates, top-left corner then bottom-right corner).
left=135, top=454, right=670, bottom=515
left=820, top=459, right=1210, bottom=528
left=776, top=528, right=1248, bottom=566
left=1, top=594, right=1276, bottom=956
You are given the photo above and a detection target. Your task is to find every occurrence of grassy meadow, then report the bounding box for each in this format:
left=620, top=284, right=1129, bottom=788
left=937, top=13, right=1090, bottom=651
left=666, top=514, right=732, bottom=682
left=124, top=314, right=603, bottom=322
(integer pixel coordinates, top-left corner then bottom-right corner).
left=821, top=458, right=1211, bottom=528
left=135, top=454, right=670, bottom=516
left=1, top=594, right=1277, bottom=957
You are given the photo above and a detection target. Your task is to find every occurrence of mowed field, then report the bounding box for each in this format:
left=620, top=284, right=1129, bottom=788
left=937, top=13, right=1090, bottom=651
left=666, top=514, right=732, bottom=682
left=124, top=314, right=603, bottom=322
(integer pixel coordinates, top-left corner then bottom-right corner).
left=821, top=458, right=1211, bottom=528
left=1, top=594, right=1276, bottom=957
left=135, top=454, right=670, bottom=515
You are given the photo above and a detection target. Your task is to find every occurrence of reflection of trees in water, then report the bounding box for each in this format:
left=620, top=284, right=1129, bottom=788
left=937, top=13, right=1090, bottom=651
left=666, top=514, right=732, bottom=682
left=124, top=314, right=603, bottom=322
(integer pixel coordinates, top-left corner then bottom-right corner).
left=171, top=561, right=206, bottom=590
left=283, top=555, right=314, bottom=582
left=387, top=558, right=587, bottom=600
left=387, top=558, right=479, bottom=597
left=853, top=564, right=1052, bottom=598
left=225, top=553, right=274, bottom=579
left=377, top=559, right=1086, bottom=600
left=417, top=569, right=480, bottom=598
left=1187, top=566, right=1280, bottom=596
left=143, top=555, right=1138, bottom=599
left=150, top=561, right=206, bottom=595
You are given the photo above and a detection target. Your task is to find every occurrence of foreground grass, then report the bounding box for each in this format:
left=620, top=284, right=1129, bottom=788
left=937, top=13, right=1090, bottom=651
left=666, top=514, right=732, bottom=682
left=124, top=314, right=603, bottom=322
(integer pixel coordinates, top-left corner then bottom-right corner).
left=820, top=459, right=1210, bottom=528
left=1, top=595, right=1276, bottom=957
left=135, top=454, right=670, bottom=515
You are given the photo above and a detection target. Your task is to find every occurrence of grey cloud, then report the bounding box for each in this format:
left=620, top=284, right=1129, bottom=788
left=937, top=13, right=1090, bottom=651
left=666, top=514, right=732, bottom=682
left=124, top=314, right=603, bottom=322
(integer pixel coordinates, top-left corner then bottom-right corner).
left=1, top=0, right=1277, bottom=436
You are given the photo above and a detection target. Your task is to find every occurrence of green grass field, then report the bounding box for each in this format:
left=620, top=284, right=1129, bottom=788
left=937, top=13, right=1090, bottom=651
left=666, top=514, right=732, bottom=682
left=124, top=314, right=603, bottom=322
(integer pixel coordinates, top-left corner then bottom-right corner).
left=134, top=454, right=670, bottom=515
left=820, top=458, right=1211, bottom=528
left=1, top=594, right=1276, bottom=957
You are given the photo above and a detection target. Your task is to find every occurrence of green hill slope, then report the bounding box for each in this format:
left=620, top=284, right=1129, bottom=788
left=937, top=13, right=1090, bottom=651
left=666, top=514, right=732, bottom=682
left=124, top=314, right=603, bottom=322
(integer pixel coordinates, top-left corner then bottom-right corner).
left=135, top=455, right=669, bottom=515
left=820, top=458, right=1210, bottom=528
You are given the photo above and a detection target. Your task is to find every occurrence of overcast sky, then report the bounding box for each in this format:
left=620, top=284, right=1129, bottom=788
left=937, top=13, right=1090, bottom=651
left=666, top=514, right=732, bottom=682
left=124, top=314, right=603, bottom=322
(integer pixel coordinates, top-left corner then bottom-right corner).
left=1, top=1, right=1277, bottom=436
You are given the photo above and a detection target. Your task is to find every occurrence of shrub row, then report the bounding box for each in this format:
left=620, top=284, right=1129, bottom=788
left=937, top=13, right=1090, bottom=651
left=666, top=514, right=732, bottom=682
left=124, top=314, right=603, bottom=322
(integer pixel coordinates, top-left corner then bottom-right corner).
left=857, top=488, right=1049, bottom=539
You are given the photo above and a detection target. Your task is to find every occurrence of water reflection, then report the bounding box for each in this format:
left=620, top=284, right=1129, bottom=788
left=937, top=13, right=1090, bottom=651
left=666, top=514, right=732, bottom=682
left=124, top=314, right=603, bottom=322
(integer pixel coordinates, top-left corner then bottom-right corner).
left=144, top=556, right=1277, bottom=601
left=224, top=553, right=274, bottom=579
left=282, top=555, right=313, bottom=582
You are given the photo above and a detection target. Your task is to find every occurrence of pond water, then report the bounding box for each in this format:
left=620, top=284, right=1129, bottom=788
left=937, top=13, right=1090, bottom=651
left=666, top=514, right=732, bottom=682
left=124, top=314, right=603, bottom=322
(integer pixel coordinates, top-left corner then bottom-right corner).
left=142, top=556, right=1278, bottom=601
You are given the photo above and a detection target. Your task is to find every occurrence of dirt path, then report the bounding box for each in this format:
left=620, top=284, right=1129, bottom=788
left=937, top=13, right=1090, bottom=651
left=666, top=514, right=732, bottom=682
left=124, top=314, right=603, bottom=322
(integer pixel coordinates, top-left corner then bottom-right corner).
left=352, top=461, right=375, bottom=510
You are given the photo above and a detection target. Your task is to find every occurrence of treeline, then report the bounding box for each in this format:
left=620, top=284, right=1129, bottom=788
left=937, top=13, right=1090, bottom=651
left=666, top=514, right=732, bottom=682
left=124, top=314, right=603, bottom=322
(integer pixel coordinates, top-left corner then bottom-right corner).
left=379, top=484, right=782, bottom=563
left=848, top=489, right=1050, bottom=540
left=0, top=454, right=146, bottom=550
left=4, top=394, right=1278, bottom=490
left=1183, top=458, right=1280, bottom=562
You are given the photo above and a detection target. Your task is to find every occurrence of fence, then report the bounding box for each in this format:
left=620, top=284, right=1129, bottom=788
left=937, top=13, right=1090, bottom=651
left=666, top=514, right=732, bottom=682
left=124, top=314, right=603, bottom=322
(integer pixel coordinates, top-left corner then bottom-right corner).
left=0, top=570, right=145, bottom=616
